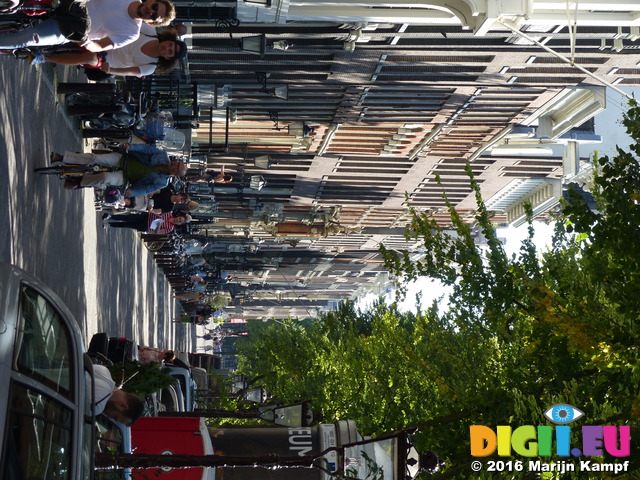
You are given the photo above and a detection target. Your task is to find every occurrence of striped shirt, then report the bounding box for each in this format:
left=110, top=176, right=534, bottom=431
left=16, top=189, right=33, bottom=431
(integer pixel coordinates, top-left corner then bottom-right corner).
left=147, top=212, right=175, bottom=234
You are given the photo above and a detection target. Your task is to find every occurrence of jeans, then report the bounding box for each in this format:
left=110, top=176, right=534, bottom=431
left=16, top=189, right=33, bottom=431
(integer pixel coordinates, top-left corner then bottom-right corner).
left=0, top=19, right=67, bottom=49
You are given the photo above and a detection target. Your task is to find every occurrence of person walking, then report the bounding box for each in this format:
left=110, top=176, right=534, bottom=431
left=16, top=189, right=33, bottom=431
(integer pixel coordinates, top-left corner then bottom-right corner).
left=107, top=211, right=191, bottom=234
left=32, top=23, right=187, bottom=76
left=51, top=142, right=187, bottom=196
left=0, top=0, right=176, bottom=53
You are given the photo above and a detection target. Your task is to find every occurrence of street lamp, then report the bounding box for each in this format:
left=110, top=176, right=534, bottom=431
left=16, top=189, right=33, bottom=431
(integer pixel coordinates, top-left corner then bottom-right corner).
left=230, top=374, right=248, bottom=393
left=158, top=401, right=318, bottom=427
left=255, top=72, right=289, bottom=99
left=241, top=34, right=266, bottom=57
left=254, top=155, right=273, bottom=169
left=288, top=121, right=315, bottom=138
left=242, top=386, right=268, bottom=403
left=268, top=85, right=289, bottom=100
left=244, top=0, right=272, bottom=6
left=257, top=401, right=315, bottom=427
left=336, top=428, right=441, bottom=479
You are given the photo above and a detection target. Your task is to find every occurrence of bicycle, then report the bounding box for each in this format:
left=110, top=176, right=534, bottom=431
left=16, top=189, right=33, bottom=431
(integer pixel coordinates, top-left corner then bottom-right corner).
left=34, top=163, right=123, bottom=177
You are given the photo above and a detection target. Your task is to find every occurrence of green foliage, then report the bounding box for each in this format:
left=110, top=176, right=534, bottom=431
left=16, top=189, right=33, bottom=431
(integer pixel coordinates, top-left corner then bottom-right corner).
left=107, top=361, right=176, bottom=397
left=235, top=104, right=640, bottom=478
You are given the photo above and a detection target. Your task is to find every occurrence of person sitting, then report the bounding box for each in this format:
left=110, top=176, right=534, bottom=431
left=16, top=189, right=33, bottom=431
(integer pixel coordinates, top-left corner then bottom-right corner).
left=107, top=211, right=191, bottom=234
left=93, top=364, right=145, bottom=426
left=137, top=346, right=175, bottom=365
left=32, top=23, right=187, bottom=76
left=51, top=143, right=186, bottom=196
left=0, top=0, right=176, bottom=54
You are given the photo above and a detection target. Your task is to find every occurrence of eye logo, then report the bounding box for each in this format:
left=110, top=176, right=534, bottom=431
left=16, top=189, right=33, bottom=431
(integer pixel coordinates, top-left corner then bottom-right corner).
left=544, top=404, right=584, bottom=424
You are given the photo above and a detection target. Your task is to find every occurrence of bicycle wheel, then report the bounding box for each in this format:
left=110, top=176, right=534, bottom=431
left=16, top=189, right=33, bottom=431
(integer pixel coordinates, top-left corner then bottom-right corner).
left=85, top=117, right=110, bottom=130
left=34, top=165, right=66, bottom=175
left=66, top=92, right=119, bottom=106
left=35, top=164, right=106, bottom=176
left=146, top=240, right=168, bottom=252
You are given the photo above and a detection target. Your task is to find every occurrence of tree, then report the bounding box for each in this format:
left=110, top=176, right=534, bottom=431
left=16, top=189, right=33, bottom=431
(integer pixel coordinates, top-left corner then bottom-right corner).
left=234, top=104, right=640, bottom=478
left=107, top=360, right=176, bottom=396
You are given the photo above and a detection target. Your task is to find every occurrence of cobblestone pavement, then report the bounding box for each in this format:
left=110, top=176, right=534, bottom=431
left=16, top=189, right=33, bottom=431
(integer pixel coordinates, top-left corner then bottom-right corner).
left=0, top=58, right=194, bottom=354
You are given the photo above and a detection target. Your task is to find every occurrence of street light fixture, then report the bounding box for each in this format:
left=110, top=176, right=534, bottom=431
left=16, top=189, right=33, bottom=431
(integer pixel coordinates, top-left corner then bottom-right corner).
left=244, top=0, right=272, bottom=6
left=241, top=34, right=266, bottom=57
left=242, top=386, right=268, bottom=403
left=268, top=85, right=289, bottom=100
left=336, top=428, right=441, bottom=479
left=257, top=401, right=316, bottom=427
left=158, top=401, right=318, bottom=427
left=288, top=121, right=315, bottom=138
left=255, top=71, right=289, bottom=99
left=254, top=155, right=273, bottom=169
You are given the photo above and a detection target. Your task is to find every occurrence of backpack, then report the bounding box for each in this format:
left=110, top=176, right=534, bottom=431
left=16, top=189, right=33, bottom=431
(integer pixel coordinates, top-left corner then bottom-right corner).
left=53, top=0, right=91, bottom=43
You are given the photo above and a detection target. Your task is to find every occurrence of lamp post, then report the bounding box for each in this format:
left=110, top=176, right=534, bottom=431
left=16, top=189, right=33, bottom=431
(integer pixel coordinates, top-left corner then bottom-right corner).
left=158, top=401, right=317, bottom=427
left=96, top=427, right=440, bottom=477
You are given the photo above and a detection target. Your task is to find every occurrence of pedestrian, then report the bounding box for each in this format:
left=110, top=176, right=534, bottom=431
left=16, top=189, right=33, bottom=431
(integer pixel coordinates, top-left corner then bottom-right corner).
left=107, top=211, right=191, bottom=234
left=148, top=187, right=190, bottom=213
left=52, top=143, right=187, bottom=196
left=172, top=314, right=207, bottom=325
left=0, top=0, right=176, bottom=53
left=34, top=23, right=187, bottom=77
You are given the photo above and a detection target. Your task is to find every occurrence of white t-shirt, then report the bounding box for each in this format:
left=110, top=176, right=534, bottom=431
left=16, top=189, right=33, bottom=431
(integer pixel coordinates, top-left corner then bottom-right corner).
left=93, top=364, right=116, bottom=415
left=107, top=22, right=158, bottom=76
left=87, top=0, right=142, bottom=49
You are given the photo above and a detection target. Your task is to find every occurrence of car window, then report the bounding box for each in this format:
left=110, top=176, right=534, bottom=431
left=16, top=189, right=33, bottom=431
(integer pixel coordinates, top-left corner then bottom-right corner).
left=94, top=416, right=128, bottom=480
left=15, top=286, right=74, bottom=397
left=95, top=415, right=125, bottom=453
left=2, top=382, right=73, bottom=480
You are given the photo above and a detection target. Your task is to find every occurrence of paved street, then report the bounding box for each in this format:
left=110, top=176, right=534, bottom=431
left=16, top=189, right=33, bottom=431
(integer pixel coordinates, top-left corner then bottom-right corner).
left=0, top=58, right=195, bottom=354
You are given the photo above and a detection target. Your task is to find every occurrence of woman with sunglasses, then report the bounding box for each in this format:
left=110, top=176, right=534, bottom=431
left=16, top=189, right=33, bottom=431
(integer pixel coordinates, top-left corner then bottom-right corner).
left=30, top=23, right=187, bottom=76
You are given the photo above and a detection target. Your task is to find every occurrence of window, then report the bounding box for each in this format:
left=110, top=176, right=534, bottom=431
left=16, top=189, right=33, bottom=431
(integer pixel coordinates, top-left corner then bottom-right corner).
left=15, top=286, right=74, bottom=397
left=3, top=382, right=73, bottom=480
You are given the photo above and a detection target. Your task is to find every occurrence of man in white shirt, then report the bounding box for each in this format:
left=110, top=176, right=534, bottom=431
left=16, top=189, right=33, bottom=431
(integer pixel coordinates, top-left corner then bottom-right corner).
left=93, top=364, right=145, bottom=426
left=0, top=0, right=176, bottom=52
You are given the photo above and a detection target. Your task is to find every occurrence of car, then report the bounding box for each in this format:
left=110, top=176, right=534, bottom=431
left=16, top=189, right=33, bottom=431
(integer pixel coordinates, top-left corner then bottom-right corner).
left=0, top=263, right=95, bottom=480
left=164, top=365, right=197, bottom=411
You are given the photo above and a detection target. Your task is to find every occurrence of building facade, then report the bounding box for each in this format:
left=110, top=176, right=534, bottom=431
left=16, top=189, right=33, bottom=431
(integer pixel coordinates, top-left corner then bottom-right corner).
left=148, top=2, right=640, bottom=319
